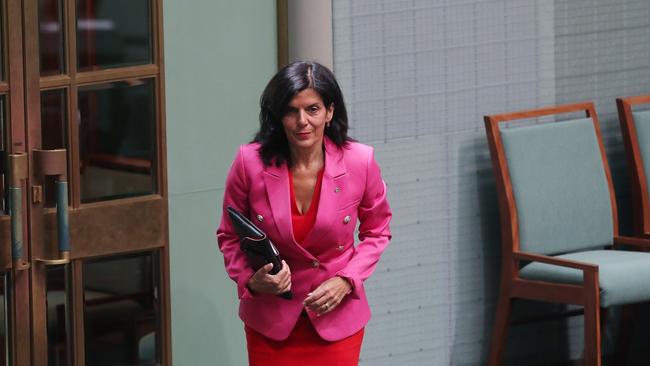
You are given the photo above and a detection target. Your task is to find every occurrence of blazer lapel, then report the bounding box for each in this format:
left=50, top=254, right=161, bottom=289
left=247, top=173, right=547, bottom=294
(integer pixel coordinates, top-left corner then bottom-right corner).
left=302, top=138, right=347, bottom=247
left=263, top=161, right=317, bottom=259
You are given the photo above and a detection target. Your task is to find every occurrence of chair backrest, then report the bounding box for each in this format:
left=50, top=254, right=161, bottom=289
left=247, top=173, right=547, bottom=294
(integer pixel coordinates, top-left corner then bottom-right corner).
left=485, top=103, right=617, bottom=255
left=617, top=95, right=650, bottom=235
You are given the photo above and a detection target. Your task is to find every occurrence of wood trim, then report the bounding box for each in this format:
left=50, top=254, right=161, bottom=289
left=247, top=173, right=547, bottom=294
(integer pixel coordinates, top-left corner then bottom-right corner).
left=71, top=260, right=85, bottom=366
left=23, top=0, right=49, bottom=363
left=7, top=0, right=25, bottom=152
left=583, top=271, right=602, bottom=366
left=276, top=0, right=289, bottom=69
left=0, top=82, right=9, bottom=93
left=613, top=235, right=650, bottom=249
left=6, top=0, right=31, bottom=364
left=29, top=266, right=48, bottom=366
left=587, top=104, right=619, bottom=237
left=487, top=102, right=594, bottom=123
left=484, top=114, right=518, bottom=276
left=617, top=96, right=650, bottom=236
left=66, top=0, right=81, bottom=210
left=13, top=271, right=32, bottom=366
left=153, top=0, right=167, bottom=196
left=510, top=279, right=585, bottom=305
left=39, top=74, right=71, bottom=90
left=152, top=0, right=171, bottom=363
left=513, top=251, right=598, bottom=271
left=618, top=95, right=650, bottom=106
left=74, top=64, right=159, bottom=86
left=0, top=218, right=11, bottom=268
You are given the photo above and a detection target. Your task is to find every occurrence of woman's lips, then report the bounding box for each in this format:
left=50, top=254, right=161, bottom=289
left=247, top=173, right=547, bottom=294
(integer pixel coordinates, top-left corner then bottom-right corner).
left=296, top=132, right=310, bottom=140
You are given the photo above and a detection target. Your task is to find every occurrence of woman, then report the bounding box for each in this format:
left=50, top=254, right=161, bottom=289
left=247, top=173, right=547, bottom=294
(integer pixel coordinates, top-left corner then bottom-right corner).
left=217, top=61, right=392, bottom=365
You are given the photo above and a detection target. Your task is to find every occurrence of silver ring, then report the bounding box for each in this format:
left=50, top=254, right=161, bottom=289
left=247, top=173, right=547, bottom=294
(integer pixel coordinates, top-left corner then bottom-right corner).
left=323, top=303, right=330, bottom=310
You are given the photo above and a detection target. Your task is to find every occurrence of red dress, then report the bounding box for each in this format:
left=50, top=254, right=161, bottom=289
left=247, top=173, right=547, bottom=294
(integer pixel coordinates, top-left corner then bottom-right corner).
left=245, top=168, right=364, bottom=366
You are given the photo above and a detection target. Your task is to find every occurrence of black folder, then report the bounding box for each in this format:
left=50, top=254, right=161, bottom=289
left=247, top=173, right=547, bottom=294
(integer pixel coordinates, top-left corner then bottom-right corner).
left=226, top=206, right=292, bottom=300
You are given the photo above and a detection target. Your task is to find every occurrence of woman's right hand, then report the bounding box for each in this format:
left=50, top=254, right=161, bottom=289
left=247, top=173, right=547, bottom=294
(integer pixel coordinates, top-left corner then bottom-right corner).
left=247, top=260, right=292, bottom=295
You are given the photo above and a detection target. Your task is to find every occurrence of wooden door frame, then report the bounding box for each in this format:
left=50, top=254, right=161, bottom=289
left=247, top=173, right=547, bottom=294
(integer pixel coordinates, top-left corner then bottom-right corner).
left=18, top=0, right=171, bottom=364
left=5, top=0, right=32, bottom=364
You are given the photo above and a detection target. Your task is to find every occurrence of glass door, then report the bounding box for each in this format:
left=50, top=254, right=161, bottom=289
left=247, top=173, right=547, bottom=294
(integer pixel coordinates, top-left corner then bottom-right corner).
left=19, top=0, right=170, bottom=365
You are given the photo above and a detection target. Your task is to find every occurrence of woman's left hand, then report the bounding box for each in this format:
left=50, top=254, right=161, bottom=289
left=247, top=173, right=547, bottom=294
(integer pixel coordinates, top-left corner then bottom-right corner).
left=303, top=276, right=352, bottom=316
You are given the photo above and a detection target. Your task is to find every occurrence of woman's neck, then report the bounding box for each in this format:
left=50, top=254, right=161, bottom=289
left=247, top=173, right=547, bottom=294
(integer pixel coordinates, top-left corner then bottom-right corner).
left=289, top=144, right=324, bottom=171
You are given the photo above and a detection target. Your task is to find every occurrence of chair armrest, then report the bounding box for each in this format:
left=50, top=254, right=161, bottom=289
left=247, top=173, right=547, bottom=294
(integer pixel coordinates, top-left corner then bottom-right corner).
left=613, top=236, right=650, bottom=250
left=513, top=251, right=598, bottom=272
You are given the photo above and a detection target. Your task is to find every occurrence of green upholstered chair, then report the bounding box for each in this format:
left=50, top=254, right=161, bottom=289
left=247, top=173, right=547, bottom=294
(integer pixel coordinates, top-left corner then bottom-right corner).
left=617, top=96, right=650, bottom=238
left=484, top=102, right=650, bottom=366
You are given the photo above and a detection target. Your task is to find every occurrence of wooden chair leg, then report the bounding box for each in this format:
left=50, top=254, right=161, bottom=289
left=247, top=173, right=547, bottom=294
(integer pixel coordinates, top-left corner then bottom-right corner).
left=488, top=292, right=512, bottom=366
left=584, top=272, right=601, bottom=366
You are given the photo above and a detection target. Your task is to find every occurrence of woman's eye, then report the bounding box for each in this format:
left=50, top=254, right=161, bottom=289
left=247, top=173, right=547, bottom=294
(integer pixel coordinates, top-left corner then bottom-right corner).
left=309, top=106, right=320, bottom=113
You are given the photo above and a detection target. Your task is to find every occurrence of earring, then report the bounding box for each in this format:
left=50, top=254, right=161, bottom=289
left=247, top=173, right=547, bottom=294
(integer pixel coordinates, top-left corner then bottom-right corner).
left=326, top=120, right=331, bottom=128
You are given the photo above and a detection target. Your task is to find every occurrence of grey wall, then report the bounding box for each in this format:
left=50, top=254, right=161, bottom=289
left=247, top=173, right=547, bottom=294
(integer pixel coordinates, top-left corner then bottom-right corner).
left=162, top=1, right=277, bottom=365
left=333, top=0, right=650, bottom=365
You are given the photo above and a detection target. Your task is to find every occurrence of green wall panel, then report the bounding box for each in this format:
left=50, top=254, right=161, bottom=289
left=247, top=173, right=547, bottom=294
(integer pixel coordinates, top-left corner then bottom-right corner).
left=163, top=0, right=277, bottom=364
left=164, top=0, right=277, bottom=195
left=168, top=190, right=246, bottom=365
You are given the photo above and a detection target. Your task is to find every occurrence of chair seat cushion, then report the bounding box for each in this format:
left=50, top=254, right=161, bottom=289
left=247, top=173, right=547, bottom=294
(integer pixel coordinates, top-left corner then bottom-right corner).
left=519, top=250, right=650, bottom=307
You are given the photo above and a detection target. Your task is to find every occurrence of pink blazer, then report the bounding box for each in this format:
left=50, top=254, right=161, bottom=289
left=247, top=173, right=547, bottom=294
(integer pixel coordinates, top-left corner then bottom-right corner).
left=216, top=137, right=392, bottom=341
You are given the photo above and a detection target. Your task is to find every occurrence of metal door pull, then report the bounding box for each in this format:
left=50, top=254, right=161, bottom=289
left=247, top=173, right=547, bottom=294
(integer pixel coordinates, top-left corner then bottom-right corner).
left=8, top=153, right=30, bottom=270
left=33, top=149, right=71, bottom=265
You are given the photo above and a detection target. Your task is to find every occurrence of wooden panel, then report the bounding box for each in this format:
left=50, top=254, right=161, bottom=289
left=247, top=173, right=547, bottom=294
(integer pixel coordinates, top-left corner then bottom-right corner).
left=0, top=216, right=12, bottom=269
left=42, top=197, right=167, bottom=259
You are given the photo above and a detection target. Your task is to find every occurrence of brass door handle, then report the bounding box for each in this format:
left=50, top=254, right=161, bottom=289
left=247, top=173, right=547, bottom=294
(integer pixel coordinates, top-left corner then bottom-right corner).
left=8, top=153, right=30, bottom=270
left=33, top=149, right=70, bottom=265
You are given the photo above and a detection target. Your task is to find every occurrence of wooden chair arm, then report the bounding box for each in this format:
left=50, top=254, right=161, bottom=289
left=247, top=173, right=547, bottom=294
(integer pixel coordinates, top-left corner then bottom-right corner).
left=513, top=251, right=598, bottom=272
left=613, top=236, right=650, bottom=250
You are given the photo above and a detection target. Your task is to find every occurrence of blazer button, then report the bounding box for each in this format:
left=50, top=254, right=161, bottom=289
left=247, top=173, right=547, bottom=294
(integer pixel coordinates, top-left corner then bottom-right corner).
left=311, top=260, right=319, bottom=268
left=334, top=187, right=341, bottom=193
left=256, top=214, right=264, bottom=222
left=343, top=215, right=351, bottom=224
left=337, top=245, right=345, bottom=251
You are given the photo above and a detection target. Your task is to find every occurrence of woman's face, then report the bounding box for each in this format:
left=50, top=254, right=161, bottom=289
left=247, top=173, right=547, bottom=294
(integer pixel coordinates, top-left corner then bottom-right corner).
left=281, top=88, right=334, bottom=153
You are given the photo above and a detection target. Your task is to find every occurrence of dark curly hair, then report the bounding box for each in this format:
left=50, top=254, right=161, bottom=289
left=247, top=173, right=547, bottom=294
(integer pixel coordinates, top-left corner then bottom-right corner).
left=253, top=61, right=351, bottom=167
